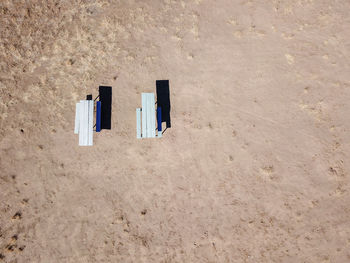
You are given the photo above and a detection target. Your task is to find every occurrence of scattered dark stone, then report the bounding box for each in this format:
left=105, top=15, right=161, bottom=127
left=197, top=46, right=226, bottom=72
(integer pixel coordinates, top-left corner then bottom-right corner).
left=22, top=198, right=29, bottom=203
left=11, top=175, right=16, bottom=180
left=68, top=58, right=75, bottom=65
left=0, top=253, right=5, bottom=259
left=20, top=129, right=24, bottom=133
left=1, top=7, right=9, bottom=15
left=38, top=145, right=44, bottom=150
left=141, top=209, right=147, bottom=215
left=19, top=246, right=25, bottom=251
left=12, top=211, right=22, bottom=220
left=86, top=7, right=95, bottom=15
left=12, top=234, right=18, bottom=240
left=6, top=244, right=16, bottom=251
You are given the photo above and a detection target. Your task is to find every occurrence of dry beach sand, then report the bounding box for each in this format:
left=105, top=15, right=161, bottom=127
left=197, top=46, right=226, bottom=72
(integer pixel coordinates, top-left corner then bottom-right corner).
left=1, top=0, right=350, bottom=262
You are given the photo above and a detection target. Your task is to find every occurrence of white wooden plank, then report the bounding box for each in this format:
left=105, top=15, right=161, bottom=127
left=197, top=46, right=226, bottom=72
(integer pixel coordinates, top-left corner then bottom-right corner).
left=88, top=100, right=94, bottom=146
left=84, top=100, right=89, bottom=146
left=74, top=102, right=80, bottom=134
left=141, top=93, right=147, bottom=138
left=83, top=100, right=88, bottom=146
left=78, top=105, right=82, bottom=145
left=79, top=100, right=89, bottom=146
left=149, top=93, right=156, bottom=138
left=78, top=101, right=85, bottom=146
left=146, top=93, right=151, bottom=138
left=147, top=93, right=152, bottom=138
left=136, top=108, right=141, bottom=139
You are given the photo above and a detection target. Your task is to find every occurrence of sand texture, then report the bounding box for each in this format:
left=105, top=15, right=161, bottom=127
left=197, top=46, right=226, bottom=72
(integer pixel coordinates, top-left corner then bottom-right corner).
left=1, top=0, right=350, bottom=262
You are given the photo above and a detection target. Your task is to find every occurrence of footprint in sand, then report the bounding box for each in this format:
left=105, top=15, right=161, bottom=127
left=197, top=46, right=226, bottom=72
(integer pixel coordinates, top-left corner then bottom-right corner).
left=233, top=30, right=244, bottom=38
left=259, top=165, right=279, bottom=181
left=227, top=18, right=238, bottom=26
left=187, top=53, right=194, bottom=60
left=328, top=163, right=345, bottom=179
left=333, top=185, right=346, bottom=197
left=281, top=33, right=294, bottom=40
left=299, top=101, right=327, bottom=123
left=309, top=199, right=319, bottom=208
left=285, top=54, right=294, bottom=64
left=261, top=165, right=274, bottom=174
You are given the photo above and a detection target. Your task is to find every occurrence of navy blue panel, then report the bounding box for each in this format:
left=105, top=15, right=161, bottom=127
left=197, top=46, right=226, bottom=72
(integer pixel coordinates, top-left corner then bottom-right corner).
left=157, top=107, right=162, bottom=132
left=96, top=101, right=101, bottom=132
left=156, top=80, right=171, bottom=128
left=99, top=86, right=112, bottom=130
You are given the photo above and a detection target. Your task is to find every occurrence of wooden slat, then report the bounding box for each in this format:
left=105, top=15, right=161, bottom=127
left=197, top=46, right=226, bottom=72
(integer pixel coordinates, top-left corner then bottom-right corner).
left=74, top=102, right=80, bottom=134
left=149, top=93, right=156, bottom=138
left=146, top=93, right=151, bottom=138
left=136, top=108, right=141, bottom=139
left=78, top=100, right=90, bottom=146
left=84, top=101, right=89, bottom=145
left=88, top=100, right=94, bottom=146
left=78, top=101, right=85, bottom=146
left=141, top=93, right=147, bottom=138
left=83, top=100, right=88, bottom=145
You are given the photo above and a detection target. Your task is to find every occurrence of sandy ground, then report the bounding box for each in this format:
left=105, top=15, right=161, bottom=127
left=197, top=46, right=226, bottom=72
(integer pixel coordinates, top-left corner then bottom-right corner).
left=1, top=0, right=350, bottom=262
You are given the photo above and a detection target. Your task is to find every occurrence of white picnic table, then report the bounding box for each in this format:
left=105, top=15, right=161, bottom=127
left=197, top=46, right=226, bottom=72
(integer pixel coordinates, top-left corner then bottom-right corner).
left=136, top=93, right=161, bottom=139
left=74, top=100, right=94, bottom=146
